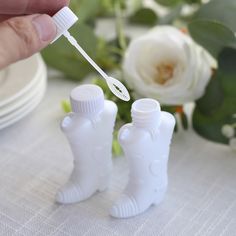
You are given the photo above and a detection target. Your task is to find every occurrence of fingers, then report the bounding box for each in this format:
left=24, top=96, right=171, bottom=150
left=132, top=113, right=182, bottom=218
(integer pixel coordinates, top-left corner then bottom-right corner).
left=0, top=15, right=12, bottom=23
left=0, top=14, right=56, bottom=69
left=0, top=0, right=69, bottom=15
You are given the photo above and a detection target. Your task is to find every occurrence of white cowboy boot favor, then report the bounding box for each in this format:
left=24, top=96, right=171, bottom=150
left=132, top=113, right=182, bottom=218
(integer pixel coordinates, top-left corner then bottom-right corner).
left=56, top=84, right=117, bottom=204
left=110, top=98, right=175, bottom=218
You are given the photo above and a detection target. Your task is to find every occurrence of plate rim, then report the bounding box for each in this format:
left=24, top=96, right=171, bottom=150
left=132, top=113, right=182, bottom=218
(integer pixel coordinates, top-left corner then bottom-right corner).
left=0, top=79, right=46, bottom=129
left=0, top=54, right=46, bottom=107
left=0, top=65, right=47, bottom=117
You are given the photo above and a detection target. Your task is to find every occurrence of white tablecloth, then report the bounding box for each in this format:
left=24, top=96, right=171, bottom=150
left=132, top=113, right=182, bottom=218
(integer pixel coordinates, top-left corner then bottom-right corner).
left=0, top=75, right=236, bottom=236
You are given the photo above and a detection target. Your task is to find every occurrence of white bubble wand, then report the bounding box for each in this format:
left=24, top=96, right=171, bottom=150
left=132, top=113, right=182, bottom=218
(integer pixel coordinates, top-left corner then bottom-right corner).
left=52, top=7, right=130, bottom=102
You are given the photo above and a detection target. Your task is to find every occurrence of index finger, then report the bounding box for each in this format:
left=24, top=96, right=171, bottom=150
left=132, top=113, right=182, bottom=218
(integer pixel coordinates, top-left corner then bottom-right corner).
left=0, top=0, right=70, bottom=15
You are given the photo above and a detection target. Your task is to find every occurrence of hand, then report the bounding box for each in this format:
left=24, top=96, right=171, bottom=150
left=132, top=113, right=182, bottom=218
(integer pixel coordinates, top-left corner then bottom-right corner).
left=0, top=0, right=69, bottom=69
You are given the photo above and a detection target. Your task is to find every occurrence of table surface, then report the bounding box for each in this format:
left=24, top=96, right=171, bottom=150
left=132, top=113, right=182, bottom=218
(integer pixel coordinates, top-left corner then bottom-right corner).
left=0, top=75, right=236, bottom=236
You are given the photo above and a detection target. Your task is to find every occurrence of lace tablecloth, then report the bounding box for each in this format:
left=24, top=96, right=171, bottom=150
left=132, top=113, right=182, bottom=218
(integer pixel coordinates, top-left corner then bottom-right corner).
left=0, top=75, right=236, bottom=236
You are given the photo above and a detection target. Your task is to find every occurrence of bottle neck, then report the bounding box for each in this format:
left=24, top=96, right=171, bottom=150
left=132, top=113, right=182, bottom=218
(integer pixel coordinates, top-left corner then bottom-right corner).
left=131, top=99, right=161, bottom=135
left=131, top=112, right=161, bottom=129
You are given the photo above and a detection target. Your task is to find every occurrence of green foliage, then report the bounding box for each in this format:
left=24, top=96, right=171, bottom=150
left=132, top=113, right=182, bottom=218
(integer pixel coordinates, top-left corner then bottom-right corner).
left=185, top=0, right=201, bottom=3
left=61, top=100, right=72, bottom=113
left=193, top=48, right=236, bottom=144
left=73, top=0, right=101, bottom=23
left=194, top=0, right=236, bottom=32
left=181, top=112, right=188, bottom=130
left=155, top=0, right=183, bottom=7
left=188, top=20, right=236, bottom=58
left=129, top=8, right=158, bottom=26
left=155, top=0, right=201, bottom=7
left=174, top=122, right=178, bottom=132
left=159, top=4, right=183, bottom=25
left=70, top=0, right=118, bottom=20
left=112, top=131, right=123, bottom=156
left=42, top=23, right=98, bottom=80
left=196, top=72, right=224, bottom=116
left=190, top=0, right=236, bottom=144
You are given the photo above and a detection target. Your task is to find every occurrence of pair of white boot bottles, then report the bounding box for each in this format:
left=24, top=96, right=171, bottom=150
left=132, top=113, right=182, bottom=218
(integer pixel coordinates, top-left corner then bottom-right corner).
left=57, top=84, right=175, bottom=218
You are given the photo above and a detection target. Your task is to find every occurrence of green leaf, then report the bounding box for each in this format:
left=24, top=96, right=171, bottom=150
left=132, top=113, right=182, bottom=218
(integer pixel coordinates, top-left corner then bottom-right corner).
left=112, top=139, right=122, bottom=156
left=218, top=48, right=236, bottom=97
left=70, top=23, right=98, bottom=58
left=92, top=78, right=110, bottom=95
left=181, top=112, right=188, bottom=130
left=195, top=0, right=236, bottom=32
left=42, top=44, right=93, bottom=80
left=159, top=4, right=183, bottom=25
left=96, top=38, right=124, bottom=71
left=126, top=0, right=143, bottom=13
left=193, top=48, right=236, bottom=144
left=42, top=23, right=98, bottom=80
left=196, top=73, right=224, bottom=116
left=74, top=0, right=102, bottom=23
left=161, top=106, right=176, bottom=114
left=112, top=131, right=123, bottom=156
left=184, top=0, right=201, bottom=3
left=61, top=100, right=71, bottom=113
left=155, top=0, right=182, bottom=7
left=129, top=8, right=158, bottom=26
left=174, top=121, right=178, bottom=132
left=188, top=20, right=236, bottom=58
left=193, top=106, right=229, bottom=144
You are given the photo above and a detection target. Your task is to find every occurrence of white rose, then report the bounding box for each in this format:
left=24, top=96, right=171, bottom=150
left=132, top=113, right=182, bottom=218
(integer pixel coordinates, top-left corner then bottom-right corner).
left=123, top=26, right=216, bottom=105
left=221, top=124, right=235, bottom=138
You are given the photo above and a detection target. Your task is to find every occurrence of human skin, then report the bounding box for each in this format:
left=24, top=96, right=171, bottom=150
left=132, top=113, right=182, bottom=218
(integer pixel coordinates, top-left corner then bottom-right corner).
left=0, top=0, right=69, bottom=69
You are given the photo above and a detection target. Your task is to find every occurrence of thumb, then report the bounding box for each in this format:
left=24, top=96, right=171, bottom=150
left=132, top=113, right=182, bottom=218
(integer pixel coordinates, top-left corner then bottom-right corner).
left=0, top=14, right=56, bottom=69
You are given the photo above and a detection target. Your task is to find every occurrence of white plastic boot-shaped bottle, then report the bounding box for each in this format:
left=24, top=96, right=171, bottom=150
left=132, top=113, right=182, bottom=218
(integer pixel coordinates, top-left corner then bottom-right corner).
left=110, top=98, right=175, bottom=218
left=56, top=84, right=117, bottom=204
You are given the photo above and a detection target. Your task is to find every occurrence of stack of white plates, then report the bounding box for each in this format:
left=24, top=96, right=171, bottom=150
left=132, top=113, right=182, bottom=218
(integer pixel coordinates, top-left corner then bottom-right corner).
left=0, top=54, right=47, bottom=130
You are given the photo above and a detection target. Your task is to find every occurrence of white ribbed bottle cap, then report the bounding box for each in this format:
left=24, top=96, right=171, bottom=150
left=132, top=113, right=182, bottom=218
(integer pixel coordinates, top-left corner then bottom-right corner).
left=70, top=85, right=104, bottom=117
left=52, top=7, right=78, bottom=43
left=131, top=99, right=161, bottom=128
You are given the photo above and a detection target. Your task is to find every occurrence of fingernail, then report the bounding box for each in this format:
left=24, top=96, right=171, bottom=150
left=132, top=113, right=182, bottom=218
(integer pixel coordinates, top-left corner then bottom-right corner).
left=32, top=14, right=57, bottom=42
